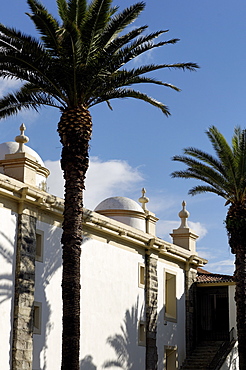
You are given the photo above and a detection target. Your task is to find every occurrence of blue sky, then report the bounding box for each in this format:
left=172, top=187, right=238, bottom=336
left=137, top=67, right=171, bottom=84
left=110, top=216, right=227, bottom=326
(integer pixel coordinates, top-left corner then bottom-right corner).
left=1, top=0, right=245, bottom=274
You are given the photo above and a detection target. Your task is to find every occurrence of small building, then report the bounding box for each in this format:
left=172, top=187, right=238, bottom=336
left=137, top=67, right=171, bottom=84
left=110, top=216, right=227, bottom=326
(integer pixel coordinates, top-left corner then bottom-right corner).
left=0, top=125, right=238, bottom=370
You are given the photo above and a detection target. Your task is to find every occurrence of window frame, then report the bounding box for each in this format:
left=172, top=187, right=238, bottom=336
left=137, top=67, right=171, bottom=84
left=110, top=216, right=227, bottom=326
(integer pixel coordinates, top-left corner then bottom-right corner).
left=164, top=269, right=177, bottom=322
left=138, top=320, right=146, bottom=346
left=138, top=262, right=145, bottom=288
left=35, top=230, right=44, bottom=262
left=33, top=301, right=42, bottom=335
left=164, top=345, right=178, bottom=369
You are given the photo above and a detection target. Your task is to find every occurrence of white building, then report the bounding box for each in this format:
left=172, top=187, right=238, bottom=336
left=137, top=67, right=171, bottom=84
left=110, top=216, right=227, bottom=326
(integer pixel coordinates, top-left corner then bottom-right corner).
left=0, top=125, right=238, bottom=370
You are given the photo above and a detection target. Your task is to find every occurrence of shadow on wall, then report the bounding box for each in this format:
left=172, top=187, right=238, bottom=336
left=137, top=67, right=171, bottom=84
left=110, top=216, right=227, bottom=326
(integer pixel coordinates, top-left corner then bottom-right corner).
left=102, top=298, right=144, bottom=370
left=79, top=289, right=185, bottom=370
left=33, top=224, right=62, bottom=370
left=80, top=355, right=97, bottom=370
left=0, top=230, right=16, bottom=304
left=79, top=299, right=144, bottom=370
left=0, top=214, right=18, bottom=369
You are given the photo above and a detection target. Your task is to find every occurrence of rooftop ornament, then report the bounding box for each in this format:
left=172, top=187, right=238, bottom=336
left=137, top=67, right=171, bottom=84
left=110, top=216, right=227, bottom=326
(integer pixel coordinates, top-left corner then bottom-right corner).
left=138, top=187, right=149, bottom=211
left=15, top=123, right=29, bottom=153
left=178, top=200, right=190, bottom=229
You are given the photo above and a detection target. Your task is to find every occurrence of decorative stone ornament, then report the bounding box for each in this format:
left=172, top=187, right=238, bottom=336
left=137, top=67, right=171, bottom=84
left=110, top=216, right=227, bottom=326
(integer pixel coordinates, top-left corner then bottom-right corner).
left=15, top=123, right=29, bottom=153
left=138, top=187, right=149, bottom=211
left=0, top=124, right=49, bottom=188
left=178, top=200, right=190, bottom=229
left=170, top=201, right=199, bottom=254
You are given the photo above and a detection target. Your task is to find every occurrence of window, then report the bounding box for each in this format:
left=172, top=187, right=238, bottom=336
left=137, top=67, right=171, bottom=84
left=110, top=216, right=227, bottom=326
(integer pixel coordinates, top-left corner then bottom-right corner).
left=164, top=346, right=177, bottom=370
left=35, top=230, right=44, bottom=262
left=33, top=302, right=42, bottom=335
left=138, top=321, right=146, bottom=346
left=164, top=271, right=177, bottom=322
left=138, top=263, right=145, bottom=288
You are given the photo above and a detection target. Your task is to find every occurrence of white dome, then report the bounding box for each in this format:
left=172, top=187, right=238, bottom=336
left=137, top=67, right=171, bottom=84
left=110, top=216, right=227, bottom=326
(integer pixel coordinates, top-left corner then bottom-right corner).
left=0, top=142, right=44, bottom=166
left=94, top=196, right=146, bottom=232
left=95, top=196, right=144, bottom=213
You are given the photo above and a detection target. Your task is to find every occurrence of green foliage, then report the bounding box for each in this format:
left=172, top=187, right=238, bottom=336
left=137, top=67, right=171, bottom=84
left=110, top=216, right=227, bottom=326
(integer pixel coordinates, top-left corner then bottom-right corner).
left=0, top=0, right=199, bottom=118
left=171, top=126, right=246, bottom=205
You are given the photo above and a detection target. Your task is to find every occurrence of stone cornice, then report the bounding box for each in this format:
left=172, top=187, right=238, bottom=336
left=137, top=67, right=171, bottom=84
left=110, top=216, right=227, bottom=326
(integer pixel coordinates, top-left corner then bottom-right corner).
left=0, top=173, right=207, bottom=267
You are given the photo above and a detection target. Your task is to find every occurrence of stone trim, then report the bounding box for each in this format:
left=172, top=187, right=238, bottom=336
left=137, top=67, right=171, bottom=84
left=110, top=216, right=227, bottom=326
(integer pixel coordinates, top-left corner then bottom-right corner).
left=145, top=253, right=158, bottom=370
left=12, top=214, right=37, bottom=370
left=185, top=267, right=197, bottom=356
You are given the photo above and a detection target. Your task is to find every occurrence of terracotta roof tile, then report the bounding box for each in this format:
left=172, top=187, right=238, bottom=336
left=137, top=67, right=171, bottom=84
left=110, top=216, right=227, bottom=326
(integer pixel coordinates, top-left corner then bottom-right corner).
left=197, top=267, right=234, bottom=283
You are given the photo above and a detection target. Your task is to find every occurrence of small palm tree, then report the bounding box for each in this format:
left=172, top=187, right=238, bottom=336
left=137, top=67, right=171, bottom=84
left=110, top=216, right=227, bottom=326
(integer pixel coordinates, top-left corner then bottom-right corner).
left=0, top=0, right=198, bottom=368
left=171, top=125, right=246, bottom=370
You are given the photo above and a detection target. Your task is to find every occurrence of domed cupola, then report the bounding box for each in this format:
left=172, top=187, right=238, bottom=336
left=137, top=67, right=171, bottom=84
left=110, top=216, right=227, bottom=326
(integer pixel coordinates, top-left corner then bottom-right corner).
left=0, top=124, right=50, bottom=190
left=94, top=189, right=159, bottom=235
left=94, top=196, right=146, bottom=232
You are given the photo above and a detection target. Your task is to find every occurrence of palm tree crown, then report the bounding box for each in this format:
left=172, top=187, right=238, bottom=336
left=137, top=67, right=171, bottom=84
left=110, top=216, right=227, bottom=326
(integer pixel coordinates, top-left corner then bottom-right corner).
left=0, top=1, right=199, bottom=369
left=171, top=125, right=246, bottom=370
left=171, top=125, right=246, bottom=205
left=0, top=0, right=198, bottom=117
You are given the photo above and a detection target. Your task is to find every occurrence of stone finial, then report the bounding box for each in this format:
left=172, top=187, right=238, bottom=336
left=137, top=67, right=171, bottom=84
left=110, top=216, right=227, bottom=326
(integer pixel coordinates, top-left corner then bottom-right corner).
left=138, top=188, right=149, bottom=211
left=15, top=123, right=29, bottom=153
left=178, top=200, right=190, bottom=229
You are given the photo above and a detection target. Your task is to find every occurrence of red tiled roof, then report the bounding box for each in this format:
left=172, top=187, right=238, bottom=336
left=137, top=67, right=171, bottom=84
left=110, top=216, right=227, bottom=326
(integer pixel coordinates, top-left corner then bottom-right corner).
left=197, top=267, right=234, bottom=283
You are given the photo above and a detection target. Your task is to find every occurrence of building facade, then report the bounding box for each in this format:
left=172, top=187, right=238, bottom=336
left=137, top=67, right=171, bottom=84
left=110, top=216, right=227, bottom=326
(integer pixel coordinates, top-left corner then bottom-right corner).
left=0, top=126, right=237, bottom=370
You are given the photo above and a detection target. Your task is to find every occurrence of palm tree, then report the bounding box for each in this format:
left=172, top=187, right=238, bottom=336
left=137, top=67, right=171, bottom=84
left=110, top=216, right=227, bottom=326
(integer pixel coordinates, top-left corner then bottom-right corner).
left=0, top=0, right=198, bottom=368
left=171, top=125, right=246, bottom=370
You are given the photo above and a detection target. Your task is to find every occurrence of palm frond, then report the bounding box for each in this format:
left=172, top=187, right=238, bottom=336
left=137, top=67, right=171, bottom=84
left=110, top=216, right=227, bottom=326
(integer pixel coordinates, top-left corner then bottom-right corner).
left=172, top=126, right=246, bottom=204
left=206, top=126, right=239, bottom=197
left=183, top=147, right=227, bottom=176
left=0, top=0, right=198, bottom=119
left=172, top=155, right=228, bottom=190
left=26, top=0, right=60, bottom=54
left=109, top=34, right=199, bottom=71
left=57, top=0, right=68, bottom=21
left=89, top=88, right=170, bottom=115
left=67, top=0, right=87, bottom=25
left=89, top=72, right=180, bottom=99
left=99, top=1, right=145, bottom=47
left=0, top=83, right=62, bottom=118
left=80, top=0, right=112, bottom=54
left=188, top=185, right=228, bottom=198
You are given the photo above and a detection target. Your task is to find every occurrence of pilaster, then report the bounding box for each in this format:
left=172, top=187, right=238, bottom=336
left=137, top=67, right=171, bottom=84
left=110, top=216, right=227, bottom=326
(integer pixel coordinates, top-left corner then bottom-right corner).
left=12, top=213, right=37, bottom=370
left=185, top=264, right=198, bottom=355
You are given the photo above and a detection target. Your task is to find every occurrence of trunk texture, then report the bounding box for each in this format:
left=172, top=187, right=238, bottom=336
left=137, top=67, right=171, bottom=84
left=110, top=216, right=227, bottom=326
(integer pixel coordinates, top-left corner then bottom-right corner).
left=58, top=106, right=92, bottom=370
left=145, top=253, right=158, bottom=370
left=226, top=203, right=246, bottom=370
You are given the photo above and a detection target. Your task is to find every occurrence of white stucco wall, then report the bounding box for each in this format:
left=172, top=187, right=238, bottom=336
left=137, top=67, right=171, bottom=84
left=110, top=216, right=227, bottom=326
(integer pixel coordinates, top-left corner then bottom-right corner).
left=220, top=341, right=239, bottom=370
left=33, top=221, right=62, bottom=370
left=32, top=228, right=147, bottom=370
left=0, top=207, right=18, bottom=370
left=157, top=260, right=186, bottom=370
left=81, top=238, right=146, bottom=369
left=228, top=285, right=237, bottom=338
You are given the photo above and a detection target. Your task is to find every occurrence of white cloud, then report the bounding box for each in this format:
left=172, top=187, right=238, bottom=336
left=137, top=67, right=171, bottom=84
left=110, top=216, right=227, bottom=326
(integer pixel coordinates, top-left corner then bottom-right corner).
left=189, top=221, right=207, bottom=239
left=196, top=247, right=214, bottom=261
left=85, top=157, right=143, bottom=209
left=156, top=219, right=207, bottom=241
left=148, top=194, right=177, bottom=214
left=0, top=77, right=22, bottom=97
left=205, top=259, right=235, bottom=275
left=45, top=156, right=144, bottom=210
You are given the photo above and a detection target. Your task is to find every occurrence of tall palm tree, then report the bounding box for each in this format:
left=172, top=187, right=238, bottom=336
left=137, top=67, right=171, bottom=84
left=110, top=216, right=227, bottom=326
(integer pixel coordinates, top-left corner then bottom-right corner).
left=0, top=0, right=198, bottom=368
left=171, top=125, right=246, bottom=370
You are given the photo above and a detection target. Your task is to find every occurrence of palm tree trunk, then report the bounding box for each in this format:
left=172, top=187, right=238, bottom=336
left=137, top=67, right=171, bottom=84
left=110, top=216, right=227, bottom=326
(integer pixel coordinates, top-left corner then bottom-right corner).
left=226, top=204, right=246, bottom=370
left=58, top=106, right=92, bottom=370
left=234, top=248, right=246, bottom=370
